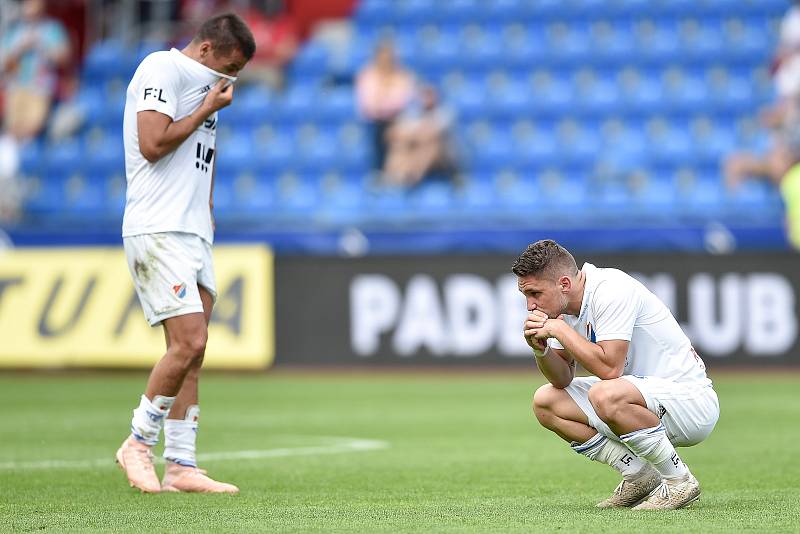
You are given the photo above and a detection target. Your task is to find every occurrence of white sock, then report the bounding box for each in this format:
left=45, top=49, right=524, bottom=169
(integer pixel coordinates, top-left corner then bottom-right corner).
left=164, top=405, right=199, bottom=467
left=571, top=433, right=647, bottom=478
left=130, top=394, right=175, bottom=446
left=621, top=423, right=689, bottom=480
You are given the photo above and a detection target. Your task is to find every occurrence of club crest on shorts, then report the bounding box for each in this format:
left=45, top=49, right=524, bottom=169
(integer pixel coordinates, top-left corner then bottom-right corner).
left=172, top=283, right=187, bottom=298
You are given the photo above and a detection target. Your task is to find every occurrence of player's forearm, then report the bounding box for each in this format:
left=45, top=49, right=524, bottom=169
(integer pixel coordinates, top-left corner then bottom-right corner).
left=140, top=105, right=213, bottom=163
left=551, top=324, right=623, bottom=379
left=535, top=348, right=575, bottom=389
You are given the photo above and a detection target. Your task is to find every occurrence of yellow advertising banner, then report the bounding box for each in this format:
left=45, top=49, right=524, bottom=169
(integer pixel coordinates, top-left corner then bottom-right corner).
left=0, top=245, right=273, bottom=369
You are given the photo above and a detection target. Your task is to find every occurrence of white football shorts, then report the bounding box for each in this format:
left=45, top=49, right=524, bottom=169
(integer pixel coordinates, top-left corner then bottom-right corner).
left=564, top=375, right=719, bottom=447
left=123, top=232, right=217, bottom=326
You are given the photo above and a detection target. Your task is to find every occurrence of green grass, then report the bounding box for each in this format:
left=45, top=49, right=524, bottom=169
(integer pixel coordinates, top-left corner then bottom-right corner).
left=1, top=370, right=798, bottom=533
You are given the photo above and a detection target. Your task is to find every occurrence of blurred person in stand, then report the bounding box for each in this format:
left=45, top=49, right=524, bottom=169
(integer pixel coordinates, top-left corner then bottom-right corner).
left=0, top=0, right=70, bottom=220
left=728, top=134, right=800, bottom=251
left=356, top=40, right=416, bottom=174
left=0, top=0, right=70, bottom=142
left=724, top=0, right=800, bottom=250
left=236, top=0, right=298, bottom=91
left=383, top=84, right=458, bottom=187
left=724, top=0, right=800, bottom=188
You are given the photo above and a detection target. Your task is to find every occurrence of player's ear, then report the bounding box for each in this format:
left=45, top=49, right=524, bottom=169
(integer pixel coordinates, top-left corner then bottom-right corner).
left=559, top=275, right=571, bottom=291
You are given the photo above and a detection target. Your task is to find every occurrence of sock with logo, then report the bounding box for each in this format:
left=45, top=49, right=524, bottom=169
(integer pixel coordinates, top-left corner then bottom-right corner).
left=130, top=394, right=175, bottom=446
left=571, top=432, right=647, bottom=478
left=164, top=405, right=200, bottom=467
left=620, top=423, right=689, bottom=480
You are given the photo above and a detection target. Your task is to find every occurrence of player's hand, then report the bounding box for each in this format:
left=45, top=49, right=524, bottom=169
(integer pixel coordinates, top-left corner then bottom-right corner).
left=202, top=78, right=235, bottom=114
left=524, top=309, right=549, bottom=354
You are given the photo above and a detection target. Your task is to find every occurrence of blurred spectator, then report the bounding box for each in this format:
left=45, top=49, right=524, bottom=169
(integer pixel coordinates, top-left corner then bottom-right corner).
left=727, top=140, right=800, bottom=251
left=356, top=40, right=416, bottom=173
left=0, top=0, right=70, bottom=142
left=724, top=0, right=800, bottom=186
left=780, top=160, right=800, bottom=250
left=383, top=85, right=458, bottom=187
left=0, top=0, right=70, bottom=221
left=237, top=0, right=299, bottom=90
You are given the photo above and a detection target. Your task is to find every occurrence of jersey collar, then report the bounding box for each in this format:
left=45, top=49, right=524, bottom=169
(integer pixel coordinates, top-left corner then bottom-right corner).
left=170, top=48, right=238, bottom=83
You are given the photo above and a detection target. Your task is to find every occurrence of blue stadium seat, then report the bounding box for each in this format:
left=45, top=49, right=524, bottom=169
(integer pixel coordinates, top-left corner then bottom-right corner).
left=545, top=23, right=591, bottom=66
left=84, top=132, right=125, bottom=182
left=43, top=139, right=83, bottom=179
left=459, top=26, right=505, bottom=71
left=82, top=40, right=137, bottom=82
left=104, top=174, right=127, bottom=215
left=224, top=85, right=275, bottom=129
left=590, top=21, right=635, bottom=66
left=317, top=179, right=366, bottom=225
left=502, top=25, right=548, bottom=68
left=364, top=186, right=410, bottom=223
left=446, top=80, right=487, bottom=121
left=252, top=130, right=294, bottom=176
left=529, top=71, right=575, bottom=117
left=230, top=173, right=276, bottom=215
left=18, top=140, right=43, bottom=176
left=454, top=178, right=494, bottom=217
left=646, top=119, right=694, bottom=168
left=62, top=174, right=106, bottom=215
left=24, top=174, right=66, bottom=214
left=634, top=21, right=680, bottom=65
left=408, top=181, right=455, bottom=220
left=288, top=40, right=329, bottom=81
left=662, top=69, right=710, bottom=114
left=216, top=133, right=256, bottom=178
left=513, top=123, right=559, bottom=169
left=354, top=0, right=392, bottom=26
left=316, top=87, right=355, bottom=123
left=555, top=120, right=601, bottom=168
left=574, top=72, right=623, bottom=116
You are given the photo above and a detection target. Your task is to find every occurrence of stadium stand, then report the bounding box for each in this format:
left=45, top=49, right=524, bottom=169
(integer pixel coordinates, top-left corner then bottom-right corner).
left=11, top=0, right=790, bottom=248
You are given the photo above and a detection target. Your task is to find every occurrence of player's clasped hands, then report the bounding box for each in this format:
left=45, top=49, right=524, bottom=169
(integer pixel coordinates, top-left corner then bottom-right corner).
left=523, top=308, right=550, bottom=354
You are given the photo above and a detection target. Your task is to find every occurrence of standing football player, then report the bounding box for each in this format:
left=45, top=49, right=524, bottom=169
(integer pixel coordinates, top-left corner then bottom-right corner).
left=116, top=13, right=254, bottom=493
left=513, top=239, right=719, bottom=510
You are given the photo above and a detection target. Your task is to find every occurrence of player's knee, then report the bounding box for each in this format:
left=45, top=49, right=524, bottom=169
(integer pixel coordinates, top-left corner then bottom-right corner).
left=588, top=381, right=625, bottom=422
left=532, top=384, right=558, bottom=425
left=171, top=331, right=208, bottom=364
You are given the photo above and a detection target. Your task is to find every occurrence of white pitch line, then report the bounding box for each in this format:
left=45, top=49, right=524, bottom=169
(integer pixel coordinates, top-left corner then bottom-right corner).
left=0, top=437, right=389, bottom=471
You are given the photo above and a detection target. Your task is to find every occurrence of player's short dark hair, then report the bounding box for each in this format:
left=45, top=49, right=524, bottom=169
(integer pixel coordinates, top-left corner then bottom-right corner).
left=511, top=239, right=578, bottom=280
left=195, top=13, right=256, bottom=60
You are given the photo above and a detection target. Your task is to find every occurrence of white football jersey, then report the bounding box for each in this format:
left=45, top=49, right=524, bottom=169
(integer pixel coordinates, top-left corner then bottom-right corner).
left=122, top=48, right=236, bottom=244
left=549, top=263, right=710, bottom=384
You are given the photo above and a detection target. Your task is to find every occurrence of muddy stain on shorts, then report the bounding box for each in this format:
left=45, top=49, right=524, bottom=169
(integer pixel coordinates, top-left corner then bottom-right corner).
left=134, top=259, right=149, bottom=282
left=134, top=252, right=159, bottom=285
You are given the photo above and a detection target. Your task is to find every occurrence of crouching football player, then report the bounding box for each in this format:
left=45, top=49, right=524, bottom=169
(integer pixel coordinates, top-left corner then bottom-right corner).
left=513, top=240, right=719, bottom=510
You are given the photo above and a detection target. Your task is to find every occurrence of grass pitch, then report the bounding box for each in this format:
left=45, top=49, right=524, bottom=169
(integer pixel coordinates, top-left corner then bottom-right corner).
left=1, top=369, right=798, bottom=533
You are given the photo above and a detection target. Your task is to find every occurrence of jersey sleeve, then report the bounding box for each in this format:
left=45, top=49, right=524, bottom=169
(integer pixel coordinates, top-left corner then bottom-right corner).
left=134, top=55, right=180, bottom=119
left=591, top=280, right=638, bottom=342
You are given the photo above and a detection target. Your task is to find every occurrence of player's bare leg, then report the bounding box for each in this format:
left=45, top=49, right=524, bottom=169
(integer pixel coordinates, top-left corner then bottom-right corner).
left=160, top=285, right=239, bottom=494
left=117, top=290, right=208, bottom=492
left=533, top=384, right=660, bottom=508
left=588, top=379, right=701, bottom=510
